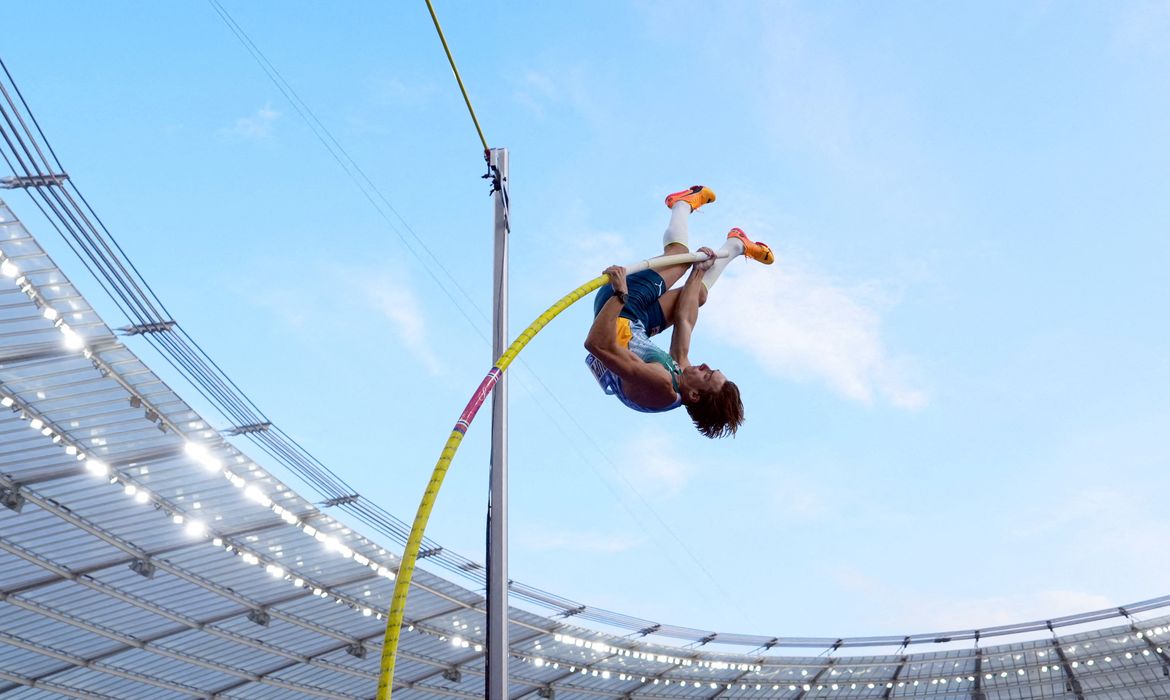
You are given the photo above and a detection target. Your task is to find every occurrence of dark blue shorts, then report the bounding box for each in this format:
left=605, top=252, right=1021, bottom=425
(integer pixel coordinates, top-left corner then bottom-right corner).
left=593, top=270, right=668, bottom=337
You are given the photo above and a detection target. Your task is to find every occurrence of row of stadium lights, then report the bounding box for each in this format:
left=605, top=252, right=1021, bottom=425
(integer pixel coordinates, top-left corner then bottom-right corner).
left=0, top=377, right=398, bottom=615
left=0, top=253, right=87, bottom=350
left=518, top=652, right=1169, bottom=694
left=6, top=249, right=1170, bottom=692
left=530, top=633, right=1170, bottom=692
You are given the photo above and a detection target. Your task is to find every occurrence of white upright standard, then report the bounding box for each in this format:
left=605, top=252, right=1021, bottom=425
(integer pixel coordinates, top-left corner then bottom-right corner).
left=487, top=146, right=510, bottom=700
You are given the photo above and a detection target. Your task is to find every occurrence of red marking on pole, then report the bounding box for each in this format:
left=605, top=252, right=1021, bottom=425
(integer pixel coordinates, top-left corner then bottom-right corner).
left=457, top=369, right=501, bottom=429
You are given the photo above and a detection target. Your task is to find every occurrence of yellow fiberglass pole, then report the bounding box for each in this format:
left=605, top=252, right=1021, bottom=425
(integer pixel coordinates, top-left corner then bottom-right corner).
left=375, top=250, right=725, bottom=700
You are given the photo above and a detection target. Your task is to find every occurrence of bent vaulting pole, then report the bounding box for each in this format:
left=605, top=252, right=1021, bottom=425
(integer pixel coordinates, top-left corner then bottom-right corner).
left=374, top=248, right=729, bottom=700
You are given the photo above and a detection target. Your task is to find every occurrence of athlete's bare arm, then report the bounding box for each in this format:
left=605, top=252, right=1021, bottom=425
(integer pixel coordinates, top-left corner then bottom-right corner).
left=669, top=247, right=715, bottom=369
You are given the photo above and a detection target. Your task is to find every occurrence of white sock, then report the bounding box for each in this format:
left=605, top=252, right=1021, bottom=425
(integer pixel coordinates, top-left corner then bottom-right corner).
left=702, top=237, right=744, bottom=290
left=662, top=202, right=691, bottom=250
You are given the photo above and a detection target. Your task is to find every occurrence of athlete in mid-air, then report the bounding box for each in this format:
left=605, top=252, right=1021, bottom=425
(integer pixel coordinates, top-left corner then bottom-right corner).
left=584, top=186, right=773, bottom=438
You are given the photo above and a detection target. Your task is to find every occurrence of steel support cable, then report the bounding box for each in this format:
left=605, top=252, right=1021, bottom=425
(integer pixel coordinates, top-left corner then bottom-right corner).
left=0, top=155, right=131, bottom=333
left=263, top=424, right=366, bottom=496
left=249, top=429, right=352, bottom=500
left=423, top=0, right=489, bottom=153
left=271, top=424, right=362, bottom=491
left=48, top=183, right=166, bottom=323
left=375, top=251, right=726, bottom=700
left=0, top=101, right=156, bottom=329
left=0, top=166, right=162, bottom=357
left=1, top=57, right=177, bottom=326
left=250, top=433, right=345, bottom=495
left=148, top=332, right=257, bottom=422
left=0, top=159, right=146, bottom=329
left=0, top=90, right=166, bottom=327
left=151, top=337, right=350, bottom=493
left=33, top=184, right=155, bottom=324
left=343, top=502, right=413, bottom=546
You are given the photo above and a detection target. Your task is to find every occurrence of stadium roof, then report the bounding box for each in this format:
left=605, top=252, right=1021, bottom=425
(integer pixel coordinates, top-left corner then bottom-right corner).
left=3, top=197, right=1170, bottom=700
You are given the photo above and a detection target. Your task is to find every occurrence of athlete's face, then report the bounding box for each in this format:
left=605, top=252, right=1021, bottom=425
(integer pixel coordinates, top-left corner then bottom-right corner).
left=680, top=363, right=726, bottom=399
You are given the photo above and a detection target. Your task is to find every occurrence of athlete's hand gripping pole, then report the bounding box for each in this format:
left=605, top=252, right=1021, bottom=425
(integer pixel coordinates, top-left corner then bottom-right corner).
left=375, top=248, right=724, bottom=700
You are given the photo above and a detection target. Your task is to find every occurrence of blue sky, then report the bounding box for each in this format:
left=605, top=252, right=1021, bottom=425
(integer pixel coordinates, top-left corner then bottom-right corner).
left=5, top=1, right=1170, bottom=640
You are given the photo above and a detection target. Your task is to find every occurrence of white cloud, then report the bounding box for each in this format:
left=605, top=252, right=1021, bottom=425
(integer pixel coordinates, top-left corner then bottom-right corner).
left=358, top=275, right=442, bottom=376
left=764, top=469, right=831, bottom=520
left=895, top=589, right=1114, bottom=632
left=513, top=70, right=557, bottom=118
left=1011, top=486, right=1170, bottom=584
left=704, top=256, right=926, bottom=408
left=225, top=104, right=280, bottom=139
left=246, top=285, right=311, bottom=329
left=742, top=5, right=955, bottom=226
left=833, top=565, right=1113, bottom=631
left=509, top=63, right=611, bottom=132
left=618, top=430, right=695, bottom=498
left=571, top=230, right=637, bottom=280
left=539, top=193, right=639, bottom=281
left=237, top=259, right=441, bottom=375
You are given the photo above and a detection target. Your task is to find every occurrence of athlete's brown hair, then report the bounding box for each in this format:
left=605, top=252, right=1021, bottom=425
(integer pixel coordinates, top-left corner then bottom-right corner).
left=684, top=380, right=744, bottom=439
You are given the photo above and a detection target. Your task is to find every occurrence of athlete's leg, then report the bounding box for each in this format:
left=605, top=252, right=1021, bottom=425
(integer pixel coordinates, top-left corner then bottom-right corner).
left=657, top=186, right=716, bottom=288
left=656, top=203, right=695, bottom=289
left=658, top=227, right=773, bottom=327
left=700, top=236, right=744, bottom=292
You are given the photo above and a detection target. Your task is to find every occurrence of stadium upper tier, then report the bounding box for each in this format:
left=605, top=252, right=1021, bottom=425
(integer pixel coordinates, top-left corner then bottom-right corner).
left=1, top=197, right=1168, bottom=700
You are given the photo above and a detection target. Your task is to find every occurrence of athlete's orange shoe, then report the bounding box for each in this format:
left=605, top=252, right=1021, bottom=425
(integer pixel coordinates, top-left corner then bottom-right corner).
left=665, top=185, right=716, bottom=212
left=727, top=227, right=774, bottom=265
